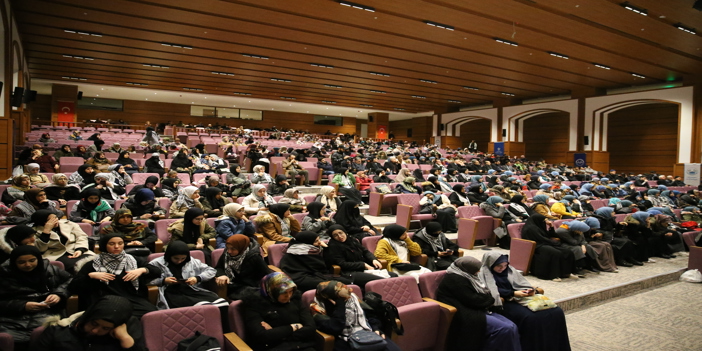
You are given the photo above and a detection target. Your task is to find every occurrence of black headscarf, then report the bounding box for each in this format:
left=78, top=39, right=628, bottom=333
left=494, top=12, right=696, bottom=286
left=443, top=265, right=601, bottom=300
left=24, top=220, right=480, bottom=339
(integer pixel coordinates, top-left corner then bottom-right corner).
left=98, top=233, right=124, bottom=252
left=425, top=222, right=443, bottom=237
left=93, top=139, right=105, bottom=151
left=31, top=209, right=56, bottom=228
left=9, top=245, right=47, bottom=292
left=306, top=202, right=326, bottom=220
left=205, top=187, right=225, bottom=211
left=144, top=176, right=159, bottom=188
left=6, top=225, right=36, bottom=246
left=334, top=200, right=364, bottom=228
left=521, top=214, right=551, bottom=243
left=293, top=231, right=319, bottom=245
left=79, top=187, right=102, bottom=211
left=230, top=164, right=241, bottom=176
left=326, top=224, right=347, bottom=239
left=116, top=151, right=132, bottom=166
left=510, top=195, right=526, bottom=206
left=162, top=178, right=179, bottom=193
left=274, top=174, right=287, bottom=185
left=452, top=184, right=466, bottom=194
left=87, top=133, right=100, bottom=141
left=172, top=152, right=193, bottom=168
left=76, top=295, right=133, bottom=332
left=269, top=203, right=290, bottom=219
left=77, top=164, right=96, bottom=185
left=413, top=169, right=425, bottom=181
left=382, top=224, right=406, bottom=240
left=164, top=240, right=191, bottom=279
left=182, top=208, right=204, bottom=244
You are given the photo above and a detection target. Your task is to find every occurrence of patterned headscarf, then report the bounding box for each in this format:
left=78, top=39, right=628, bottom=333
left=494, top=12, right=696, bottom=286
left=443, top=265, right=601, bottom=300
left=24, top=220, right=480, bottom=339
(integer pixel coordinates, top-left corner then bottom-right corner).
left=260, top=272, right=297, bottom=303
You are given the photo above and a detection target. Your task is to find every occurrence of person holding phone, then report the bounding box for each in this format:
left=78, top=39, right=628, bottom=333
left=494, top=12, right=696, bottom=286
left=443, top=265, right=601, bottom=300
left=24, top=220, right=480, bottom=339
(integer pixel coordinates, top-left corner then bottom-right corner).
left=479, top=252, right=571, bottom=351
left=412, top=222, right=459, bottom=271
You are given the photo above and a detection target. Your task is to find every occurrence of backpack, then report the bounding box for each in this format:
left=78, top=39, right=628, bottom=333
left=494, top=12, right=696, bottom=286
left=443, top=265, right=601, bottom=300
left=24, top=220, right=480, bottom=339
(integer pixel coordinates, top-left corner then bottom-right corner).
left=177, top=331, right=221, bottom=351
left=363, top=291, right=404, bottom=336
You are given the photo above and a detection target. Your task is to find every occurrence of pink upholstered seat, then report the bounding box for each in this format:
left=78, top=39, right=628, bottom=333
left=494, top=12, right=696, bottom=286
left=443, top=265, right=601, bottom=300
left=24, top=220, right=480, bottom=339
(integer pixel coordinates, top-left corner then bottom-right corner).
left=507, top=223, right=525, bottom=239
left=154, top=219, right=178, bottom=245
left=142, top=305, right=224, bottom=351
left=267, top=243, right=288, bottom=267
left=395, top=194, right=434, bottom=228
left=131, top=173, right=160, bottom=185
left=510, top=238, right=536, bottom=275
left=211, top=248, right=224, bottom=267
left=418, top=270, right=446, bottom=300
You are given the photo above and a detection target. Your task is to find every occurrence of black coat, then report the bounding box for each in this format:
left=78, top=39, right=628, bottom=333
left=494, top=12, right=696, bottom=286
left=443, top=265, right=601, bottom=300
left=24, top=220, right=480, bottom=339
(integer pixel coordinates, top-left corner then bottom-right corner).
left=44, top=186, right=81, bottom=202
left=412, top=229, right=459, bottom=271
left=280, top=250, right=351, bottom=292
left=324, top=237, right=376, bottom=273
left=121, top=196, right=166, bottom=217
left=0, top=259, right=72, bottom=344
left=436, top=273, right=495, bottom=351
left=242, top=292, right=318, bottom=351
left=33, top=316, right=145, bottom=351
left=215, top=243, right=271, bottom=300
left=127, top=185, right=165, bottom=198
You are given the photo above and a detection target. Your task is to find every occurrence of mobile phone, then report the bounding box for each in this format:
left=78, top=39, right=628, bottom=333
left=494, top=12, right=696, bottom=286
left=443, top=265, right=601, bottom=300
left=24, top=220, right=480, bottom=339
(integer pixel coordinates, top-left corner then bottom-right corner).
left=176, top=279, right=187, bottom=282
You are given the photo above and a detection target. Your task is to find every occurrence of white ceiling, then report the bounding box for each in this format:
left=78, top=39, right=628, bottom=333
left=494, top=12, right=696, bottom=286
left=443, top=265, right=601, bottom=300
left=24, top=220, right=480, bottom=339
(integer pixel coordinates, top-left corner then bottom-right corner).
left=32, top=79, right=433, bottom=121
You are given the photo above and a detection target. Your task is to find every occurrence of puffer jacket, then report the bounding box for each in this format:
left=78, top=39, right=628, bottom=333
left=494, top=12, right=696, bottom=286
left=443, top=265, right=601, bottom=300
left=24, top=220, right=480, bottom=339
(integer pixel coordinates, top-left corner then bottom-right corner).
left=254, top=213, right=300, bottom=256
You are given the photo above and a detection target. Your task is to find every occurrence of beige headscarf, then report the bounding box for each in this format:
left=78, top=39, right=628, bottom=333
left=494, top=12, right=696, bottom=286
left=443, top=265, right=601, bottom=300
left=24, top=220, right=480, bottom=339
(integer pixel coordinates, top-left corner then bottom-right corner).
left=222, top=203, right=244, bottom=218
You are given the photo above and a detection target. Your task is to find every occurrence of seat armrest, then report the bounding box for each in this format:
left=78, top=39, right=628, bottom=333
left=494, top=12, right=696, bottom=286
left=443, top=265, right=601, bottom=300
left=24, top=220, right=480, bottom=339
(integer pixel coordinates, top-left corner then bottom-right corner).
left=422, top=297, right=457, bottom=351
left=216, top=282, right=228, bottom=299
left=411, top=254, right=428, bottom=267
left=268, top=265, right=282, bottom=273
left=379, top=259, right=388, bottom=269
left=315, top=330, right=335, bottom=351
left=457, top=249, right=464, bottom=257
left=147, top=285, right=159, bottom=305
left=421, top=297, right=457, bottom=314
left=224, top=332, right=254, bottom=351
left=255, top=234, right=264, bottom=246
left=209, top=238, right=217, bottom=248
left=332, top=265, right=341, bottom=275
left=154, top=239, right=163, bottom=253
left=67, top=295, right=79, bottom=315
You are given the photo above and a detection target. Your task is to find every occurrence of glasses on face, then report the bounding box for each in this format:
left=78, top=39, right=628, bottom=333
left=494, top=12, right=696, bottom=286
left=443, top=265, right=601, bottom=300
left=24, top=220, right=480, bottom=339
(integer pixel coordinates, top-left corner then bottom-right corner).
left=193, top=216, right=205, bottom=221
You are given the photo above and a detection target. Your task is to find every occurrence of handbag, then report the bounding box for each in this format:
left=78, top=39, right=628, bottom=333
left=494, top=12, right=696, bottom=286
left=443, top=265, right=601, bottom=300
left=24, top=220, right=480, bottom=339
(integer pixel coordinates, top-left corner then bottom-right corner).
left=348, top=330, right=387, bottom=351
left=392, top=262, right=421, bottom=271
left=177, top=331, right=221, bottom=351
left=516, top=294, right=557, bottom=312
left=375, top=185, right=391, bottom=194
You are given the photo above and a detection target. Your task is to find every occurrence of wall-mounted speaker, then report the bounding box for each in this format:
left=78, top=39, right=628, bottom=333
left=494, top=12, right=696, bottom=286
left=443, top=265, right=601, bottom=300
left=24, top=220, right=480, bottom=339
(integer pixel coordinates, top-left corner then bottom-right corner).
left=694, top=0, right=702, bottom=11
left=23, top=90, right=37, bottom=103
left=77, top=91, right=83, bottom=100
left=502, top=129, right=507, bottom=137
left=584, top=136, right=589, bottom=145
left=440, top=123, right=445, bottom=131
left=368, top=116, right=374, bottom=122
left=407, top=128, right=413, bottom=137
left=11, top=87, right=24, bottom=107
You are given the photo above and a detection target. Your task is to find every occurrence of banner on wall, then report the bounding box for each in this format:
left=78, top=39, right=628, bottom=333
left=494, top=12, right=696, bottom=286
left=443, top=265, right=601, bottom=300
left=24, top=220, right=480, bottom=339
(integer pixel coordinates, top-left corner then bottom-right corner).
left=377, top=125, right=388, bottom=139
left=493, top=142, right=504, bottom=156
left=684, top=163, right=701, bottom=186
left=57, top=101, right=75, bottom=125
left=574, top=153, right=587, bottom=167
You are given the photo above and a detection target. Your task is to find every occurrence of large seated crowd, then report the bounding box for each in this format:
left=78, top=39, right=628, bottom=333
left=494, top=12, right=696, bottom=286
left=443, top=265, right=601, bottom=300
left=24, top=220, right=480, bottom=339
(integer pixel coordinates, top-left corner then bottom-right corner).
left=0, top=123, right=700, bottom=351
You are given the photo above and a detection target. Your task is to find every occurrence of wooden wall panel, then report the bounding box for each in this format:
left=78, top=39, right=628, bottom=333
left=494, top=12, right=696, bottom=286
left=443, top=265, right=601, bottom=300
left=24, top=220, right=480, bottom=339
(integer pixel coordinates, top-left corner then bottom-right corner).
left=523, top=112, right=569, bottom=164
left=389, top=116, right=433, bottom=144
left=460, top=119, right=491, bottom=152
left=607, top=104, right=678, bottom=175
left=29, top=94, right=52, bottom=122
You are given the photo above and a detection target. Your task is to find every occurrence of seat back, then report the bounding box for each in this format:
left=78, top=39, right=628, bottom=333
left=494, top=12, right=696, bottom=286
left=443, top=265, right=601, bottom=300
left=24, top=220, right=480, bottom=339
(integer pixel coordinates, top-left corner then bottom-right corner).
left=361, top=235, right=382, bottom=254
left=509, top=238, right=536, bottom=275
left=131, top=173, right=160, bottom=185
left=268, top=243, right=287, bottom=267
left=418, top=270, right=446, bottom=300
left=113, top=198, right=127, bottom=210
left=142, top=305, right=224, bottom=351
left=77, top=222, right=94, bottom=236
left=397, top=194, right=421, bottom=214
left=507, top=223, right=525, bottom=239
left=228, top=300, right=247, bottom=340
left=365, top=275, right=423, bottom=307
left=302, top=284, right=362, bottom=307
left=683, top=231, right=700, bottom=248
left=211, top=248, right=224, bottom=267
left=457, top=205, right=484, bottom=218
left=154, top=219, right=178, bottom=244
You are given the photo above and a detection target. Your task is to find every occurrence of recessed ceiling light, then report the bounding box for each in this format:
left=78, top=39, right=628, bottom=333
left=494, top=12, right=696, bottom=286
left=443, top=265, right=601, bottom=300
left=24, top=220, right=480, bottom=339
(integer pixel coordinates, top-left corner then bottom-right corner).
left=242, top=54, right=269, bottom=59
left=548, top=51, right=569, bottom=59
left=311, top=63, right=334, bottom=68
left=423, top=20, right=454, bottom=31
left=494, top=38, right=518, bottom=46
left=337, top=1, right=375, bottom=12
left=463, top=86, right=479, bottom=90
left=593, top=63, right=611, bottom=70
left=674, top=23, right=697, bottom=35
left=369, top=72, right=390, bottom=77
left=161, top=42, right=193, bottom=49
left=631, top=73, right=646, bottom=78
left=620, top=2, right=647, bottom=16
left=64, top=29, right=102, bottom=37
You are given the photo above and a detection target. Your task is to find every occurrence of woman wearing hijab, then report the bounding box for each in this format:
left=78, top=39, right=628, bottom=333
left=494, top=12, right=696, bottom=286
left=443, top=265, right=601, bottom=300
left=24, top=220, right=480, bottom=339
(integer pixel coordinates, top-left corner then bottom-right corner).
left=35, top=295, right=146, bottom=351
left=69, top=188, right=115, bottom=234
left=68, top=164, right=96, bottom=188
left=8, top=188, right=64, bottom=222
left=394, top=176, right=421, bottom=195
left=53, top=144, right=74, bottom=162
left=521, top=214, right=575, bottom=281
left=171, top=150, right=194, bottom=174
left=279, top=189, right=307, bottom=214
left=251, top=165, right=274, bottom=184
left=127, top=175, right=165, bottom=198
left=169, top=186, right=204, bottom=218
left=374, top=224, right=431, bottom=281
left=481, top=196, right=520, bottom=249
left=108, top=164, right=133, bottom=188
left=115, top=151, right=139, bottom=175
left=100, top=209, right=158, bottom=254
left=393, top=168, right=412, bottom=184
left=31, top=209, right=95, bottom=272
left=280, top=231, right=351, bottom=292
left=448, top=184, right=471, bottom=207
left=86, top=152, right=110, bottom=172
left=74, top=145, right=92, bottom=160
left=255, top=203, right=301, bottom=256
left=70, top=233, right=161, bottom=318
left=507, top=195, right=533, bottom=220
left=310, top=281, right=402, bottom=351
left=242, top=272, right=317, bottom=351
left=122, top=188, right=166, bottom=221
left=268, top=174, right=293, bottom=196
left=215, top=234, right=270, bottom=300
left=479, top=252, right=571, bottom=351
left=226, top=164, right=252, bottom=197
left=412, top=221, right=459, bottom=271
left=530, top=194, right=560, bottom=220
left=332, top=168, right=364, bottom=204
left=334, top=200, right=378, bottom=240
left=24, top=163, right=51, bottom=186
left=167, top=208, right=215, bottom=261
left=215, top=203, right=255, bottom=248
left=467, top=184, right=488, bottom=204
left=620, top=211, right=665, bottom=263
left=0, top=225, right=37, bottom=264
left=421, top=176, right=442, bottom=193
left=650, top=214, right=684, bottom=258
left=314, top=186, right=342, bottom=215
left=200, top=187, right=230, bottom=218
left=581, top=217, right=620, bottom=272
left=554, top=220, right=602, bottom=274
left=551, top=196, right=580, bottom=219
left=301, top=202, right=335, bottom=238
left=0, top=245, right=72, bottom=350
left=325, top=225, right=388, bottom=288
left=144, top=153, right=165, bottom=177
left=83, top=173, right=124, bottom=205
left=419, top=191, right=458, bottom=232
left=161, top=178, right=181, bottom=199
left=243, top=184, right=277, bottom=216
left=436, top=256, right=521, bottom=351
left=6, top=174, right=33, bottom=203
left=591, top=207, right=640, bottom=267
left=44, top=174, right=81, bottom=206
left=148, top=241, right=224, bottom=309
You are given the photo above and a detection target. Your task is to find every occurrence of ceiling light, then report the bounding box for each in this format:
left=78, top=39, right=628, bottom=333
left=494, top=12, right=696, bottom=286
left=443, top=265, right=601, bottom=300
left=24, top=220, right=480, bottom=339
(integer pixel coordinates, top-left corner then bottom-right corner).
left=594, top=63, right=611, bottom=70
left=369, top=72, right=391, bottom=77
left=161, top=42, right=193, bottom=49
left=280, top=96, right=296, bottom=100
left=336, top=1, right=375, bottom=12
left=370, top=90, right=386, bottom=93
left=423, top=20, right=454, bottom=31
left=494, top=37, right=519, bottom=47
left=360, top=104, right=373, bottom=107
left=394, top=108, right=405, bottom=111
left=62, top=76, right=87, bottom=81
left=211, top=71, right=235, bottom=76
left=271, top=78, right=292, bottom=82
left=311, top=63, right=334, bottom=68
left=323, top=100, right=337, bottom=104
left=324, top=84, right=343, bottom=88
left=620, top=2, right=648, bottom=16
left=420, top=79, right=438, bottom=84
left=126, top=82, right=149, bottom=86
left=183, top=87, right=203, bottom=91
left=548, top=51, right=569, bottom=59
left=631, top=73, right=646, bottom=78
left=242, top=54, right=269, bottom=59
left=448, top=100, right=461, bottom=103
left=501, top=92, right=515, bottom=96
left=674, top=23, right=697, bottom=35
left=463, top=86, right=480, bottom=90
left=233, top=92, right=252, bottom=96
left=411, top=95, right=427, bottom=99
left=63, top=54, right=95, bottom=60
left=64, top=29, right=102, bottom=37
left=143, top=64, right=169, bottom=69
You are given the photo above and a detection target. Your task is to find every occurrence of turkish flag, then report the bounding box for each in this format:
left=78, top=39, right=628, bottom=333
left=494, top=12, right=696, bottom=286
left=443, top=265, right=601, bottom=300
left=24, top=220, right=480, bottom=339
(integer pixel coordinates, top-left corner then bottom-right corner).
left=57, top=101, right=75, bottom=125
left=377, top=125, right=388, bottom=139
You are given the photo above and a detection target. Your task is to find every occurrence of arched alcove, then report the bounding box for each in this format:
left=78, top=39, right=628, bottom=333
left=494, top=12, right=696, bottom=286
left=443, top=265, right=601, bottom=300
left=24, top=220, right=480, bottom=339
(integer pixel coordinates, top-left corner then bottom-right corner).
left=459, top=118, right=491, bottom=151
left=522, top=111, right=570, bottom=164
left=607, top=103, right=679, bottom=175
